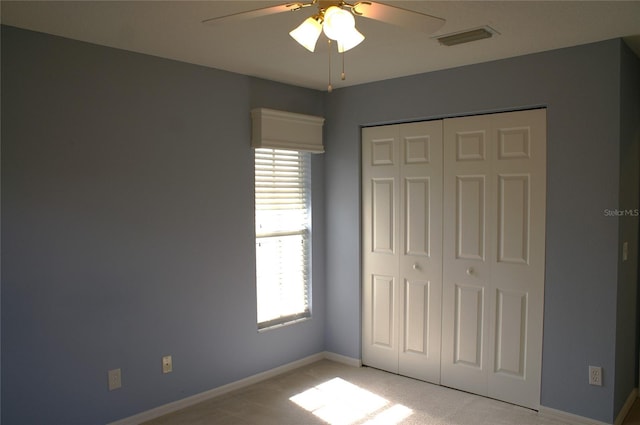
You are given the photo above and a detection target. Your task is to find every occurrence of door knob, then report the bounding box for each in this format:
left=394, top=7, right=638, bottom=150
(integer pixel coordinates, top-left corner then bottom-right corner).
left=466, top=267, right=474, bottom=276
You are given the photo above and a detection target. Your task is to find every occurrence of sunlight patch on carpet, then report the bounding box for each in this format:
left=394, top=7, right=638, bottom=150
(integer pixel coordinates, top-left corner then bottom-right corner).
left=289, top=377, right=413, bottom=425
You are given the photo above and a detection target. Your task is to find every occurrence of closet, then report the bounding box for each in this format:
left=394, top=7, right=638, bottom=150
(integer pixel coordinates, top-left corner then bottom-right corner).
left=361, top=109, right=546, bottom=410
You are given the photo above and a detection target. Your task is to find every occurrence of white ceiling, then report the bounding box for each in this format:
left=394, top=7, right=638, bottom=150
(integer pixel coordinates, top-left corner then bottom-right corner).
left=2, top=1, right=640, bottom=91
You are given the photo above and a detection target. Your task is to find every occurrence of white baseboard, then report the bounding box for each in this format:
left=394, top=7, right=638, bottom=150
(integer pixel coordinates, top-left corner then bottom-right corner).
left=614, top=388, right=638, bottom=425
left=323, top=351, right=362, bottom=367
left=539, top=387, right=637, bottom=425
left=108, top=351, right=357, bottom=425
left=539, top=406, right=610, bottom=425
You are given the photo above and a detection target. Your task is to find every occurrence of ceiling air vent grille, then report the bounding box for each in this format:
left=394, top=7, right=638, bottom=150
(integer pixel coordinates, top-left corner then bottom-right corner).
left=436, top=26, right=498, bottom=46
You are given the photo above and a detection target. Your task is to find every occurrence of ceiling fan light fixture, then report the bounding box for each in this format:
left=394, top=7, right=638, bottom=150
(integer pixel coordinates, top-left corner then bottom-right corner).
left=203, top=1, right=447, bottom=92
left=290, top=16, right=323, bottom=52
left=322, top=6, right=355, bottom=41
left=337, top=27, right=365, bottom=52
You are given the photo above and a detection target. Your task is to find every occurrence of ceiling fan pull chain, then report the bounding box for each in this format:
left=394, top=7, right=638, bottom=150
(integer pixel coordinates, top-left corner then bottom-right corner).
left=328, top=39, right=333, bottom=92
left=341, top=51, right=346, bottom=80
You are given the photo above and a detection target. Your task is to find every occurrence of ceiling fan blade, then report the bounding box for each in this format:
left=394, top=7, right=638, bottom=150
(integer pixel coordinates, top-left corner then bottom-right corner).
left=353, top=1, right=445, bottom=34
left=202, top=3, right=306, bottom=26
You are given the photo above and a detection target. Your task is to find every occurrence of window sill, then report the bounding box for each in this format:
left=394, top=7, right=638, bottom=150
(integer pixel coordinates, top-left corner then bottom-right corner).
left=258, top=316, right=311, bottom=333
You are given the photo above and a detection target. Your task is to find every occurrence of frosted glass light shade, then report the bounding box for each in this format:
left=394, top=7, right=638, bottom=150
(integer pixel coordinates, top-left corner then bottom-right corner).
left=322, top=6, right=355, bottom=41
left=337, top=27, right=365, bottom=52
left=290, top=17, right=322, bottom=52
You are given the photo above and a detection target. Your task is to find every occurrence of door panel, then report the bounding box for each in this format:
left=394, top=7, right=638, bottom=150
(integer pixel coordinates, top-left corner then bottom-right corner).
left=405, top=177, right=430, bottom=257
left=362, top=126, right=400, bottom=373
left=497, top=127, right=531, bottom=160
left=403, top=279, right=429, bottom=354
left=372, top=275, right=395, bottom=347
left=494, top=289, right=527, bottom=378
left=442, top=114, right=492, bottom=396
left=398, top=121, right=443, bottom=384
left=497, top=175, right=529, bottom=264
left=362, top=121, right=443, bottom=384
left=372, top=138, right=396, bottom=165
left=372, top=179, right=396, bottom=254
left=456, top=176, right=486, bottom=260
left=456, top=131, right=486, bottom=161
left=454, top=284, right=484, bottom=368
left=487, top=109, right=546, bottom=409
left=442, top=109, right=545, bottom=409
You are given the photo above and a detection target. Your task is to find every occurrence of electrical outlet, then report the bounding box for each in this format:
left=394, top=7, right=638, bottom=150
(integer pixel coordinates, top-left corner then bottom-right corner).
left=589, top=366, right=602, bottom=386
left=108, top=368, right=122, bottom=391
left=162, top=355, right=172, bottom=374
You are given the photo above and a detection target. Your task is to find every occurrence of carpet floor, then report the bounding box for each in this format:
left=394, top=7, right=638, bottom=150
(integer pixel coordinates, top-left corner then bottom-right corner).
left=142, top=359, right=636, bottom=425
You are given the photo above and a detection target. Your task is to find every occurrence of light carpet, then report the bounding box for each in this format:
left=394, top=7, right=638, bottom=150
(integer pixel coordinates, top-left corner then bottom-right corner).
left=142, top=359, right=616, bottom=425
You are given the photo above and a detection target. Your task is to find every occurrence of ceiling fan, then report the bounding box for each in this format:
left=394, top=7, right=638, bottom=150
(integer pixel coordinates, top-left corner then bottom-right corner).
left=203, top=1, right=445, bottom=91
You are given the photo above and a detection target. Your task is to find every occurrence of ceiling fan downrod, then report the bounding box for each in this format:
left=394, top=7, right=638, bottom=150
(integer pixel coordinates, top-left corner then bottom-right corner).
left=327, top=39, right=333, bottom=93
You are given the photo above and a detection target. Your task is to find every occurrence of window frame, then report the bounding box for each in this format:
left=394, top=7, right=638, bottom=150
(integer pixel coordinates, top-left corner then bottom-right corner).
left=254, top=148, right=312, bottom=330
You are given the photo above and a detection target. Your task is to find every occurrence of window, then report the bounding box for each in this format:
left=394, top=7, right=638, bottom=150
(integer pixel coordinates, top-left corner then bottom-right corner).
left=255, top=148, right=311, bottom=329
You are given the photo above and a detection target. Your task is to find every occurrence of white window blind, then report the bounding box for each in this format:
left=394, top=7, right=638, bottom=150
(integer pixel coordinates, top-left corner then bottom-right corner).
left=255, top=148, right=311, bottom=329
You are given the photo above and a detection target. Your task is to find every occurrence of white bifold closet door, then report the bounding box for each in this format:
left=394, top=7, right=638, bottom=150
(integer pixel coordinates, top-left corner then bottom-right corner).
left=440, top=109, right=546, bottom=409
left=362, top=109, right=546, bottom=410
left=362, top=121, right=444, bottom=384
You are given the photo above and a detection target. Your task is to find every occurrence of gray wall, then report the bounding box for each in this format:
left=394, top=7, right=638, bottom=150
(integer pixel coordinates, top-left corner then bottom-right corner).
left=615, top=41, right=640, bottom=416
left=1, top=25, right=325, bottom=424
left=2, top=24, right=639, bottom=425
left=324, top=39, right=637, bottom=423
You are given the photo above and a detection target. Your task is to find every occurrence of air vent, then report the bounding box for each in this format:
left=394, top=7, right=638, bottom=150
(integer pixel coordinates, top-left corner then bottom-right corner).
left=435, top=26, right=498, bottom=46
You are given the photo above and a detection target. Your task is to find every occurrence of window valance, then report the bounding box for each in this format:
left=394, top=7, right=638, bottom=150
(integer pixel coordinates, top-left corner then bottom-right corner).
left=251, top=108, right=325, bottom=153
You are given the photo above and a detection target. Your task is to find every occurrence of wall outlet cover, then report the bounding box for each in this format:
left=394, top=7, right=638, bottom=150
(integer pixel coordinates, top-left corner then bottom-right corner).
left=589, top=366, right=602, bottom=386
left=162, top=355, right=173, bottom=374
left=108, top=368, right=122, bottom=391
